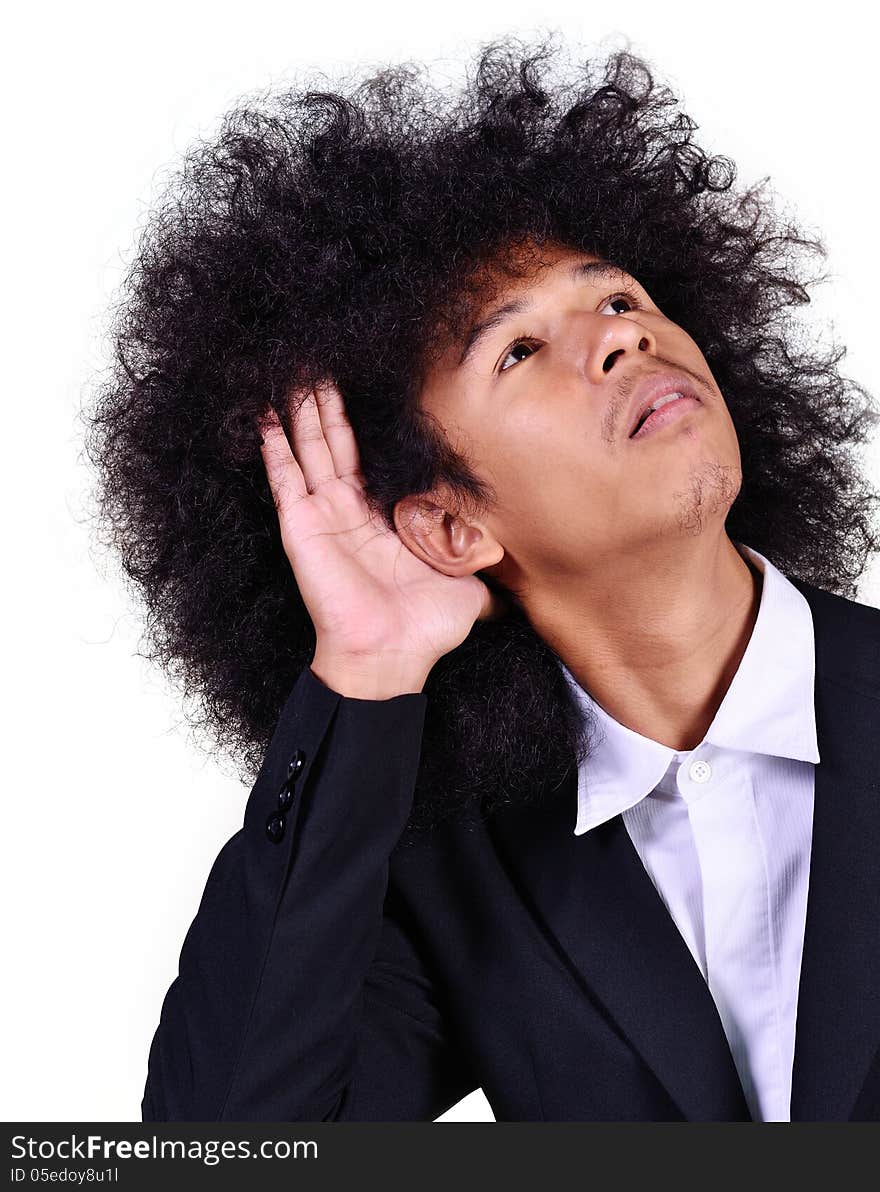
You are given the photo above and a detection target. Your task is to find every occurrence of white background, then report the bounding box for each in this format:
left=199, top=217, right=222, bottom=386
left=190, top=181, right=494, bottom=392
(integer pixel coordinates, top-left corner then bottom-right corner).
left=3, top=0, right=878, bottom=1123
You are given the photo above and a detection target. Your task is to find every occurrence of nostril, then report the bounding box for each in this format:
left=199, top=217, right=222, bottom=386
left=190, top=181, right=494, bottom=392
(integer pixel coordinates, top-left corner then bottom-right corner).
left=602, top=348, right=625, bottom=373
left=638, top=337, right=649, bottom=350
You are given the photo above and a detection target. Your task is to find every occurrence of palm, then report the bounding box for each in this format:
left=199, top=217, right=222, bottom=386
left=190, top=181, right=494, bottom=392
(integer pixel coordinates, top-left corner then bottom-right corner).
left=258, top=382, right=502, bottom=668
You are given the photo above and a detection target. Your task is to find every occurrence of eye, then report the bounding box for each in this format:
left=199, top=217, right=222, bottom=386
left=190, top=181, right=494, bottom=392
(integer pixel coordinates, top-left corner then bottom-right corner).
left=498, top=336, right=541, bottom=374
left=496, top=288, right=645, bottom=375
left=600, top=289, right=643, bottom=315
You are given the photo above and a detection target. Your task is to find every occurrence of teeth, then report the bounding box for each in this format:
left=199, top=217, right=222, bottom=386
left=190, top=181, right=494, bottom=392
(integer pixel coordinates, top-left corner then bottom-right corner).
left=631, top=390, right=687, bottom=436
left=649, top=391, right=683, bottom=412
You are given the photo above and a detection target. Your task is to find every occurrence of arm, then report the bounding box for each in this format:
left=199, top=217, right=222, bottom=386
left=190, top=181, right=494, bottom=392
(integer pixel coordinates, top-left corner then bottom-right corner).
left=141, top=663, right=477, bottom=1121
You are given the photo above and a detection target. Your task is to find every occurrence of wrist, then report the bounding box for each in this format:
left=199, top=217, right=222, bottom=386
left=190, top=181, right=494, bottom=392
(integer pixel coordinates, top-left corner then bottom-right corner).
left=309, top=647, right=432, bottom=700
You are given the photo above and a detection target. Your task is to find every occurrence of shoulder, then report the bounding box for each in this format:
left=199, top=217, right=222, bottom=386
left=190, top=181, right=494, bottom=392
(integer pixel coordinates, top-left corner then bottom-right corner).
left=786, top=573, right=880, bottom=697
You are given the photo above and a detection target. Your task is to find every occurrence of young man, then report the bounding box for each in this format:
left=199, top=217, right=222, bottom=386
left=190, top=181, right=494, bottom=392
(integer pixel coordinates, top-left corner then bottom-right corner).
left=83, top=38, right=879, bottom=1121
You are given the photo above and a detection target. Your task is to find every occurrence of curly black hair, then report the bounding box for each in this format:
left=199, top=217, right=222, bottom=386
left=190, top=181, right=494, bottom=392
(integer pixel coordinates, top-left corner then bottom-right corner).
left=80, top=32, right=880, bottom=837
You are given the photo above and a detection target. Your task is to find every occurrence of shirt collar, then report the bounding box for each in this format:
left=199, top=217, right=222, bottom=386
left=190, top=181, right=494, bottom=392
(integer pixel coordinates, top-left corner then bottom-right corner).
left=560, top=542, right=820, bottom=836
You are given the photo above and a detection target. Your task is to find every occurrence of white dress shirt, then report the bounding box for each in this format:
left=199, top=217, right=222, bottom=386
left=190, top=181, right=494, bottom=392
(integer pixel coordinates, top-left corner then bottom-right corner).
left=559, top=542, right=820, bottom=1122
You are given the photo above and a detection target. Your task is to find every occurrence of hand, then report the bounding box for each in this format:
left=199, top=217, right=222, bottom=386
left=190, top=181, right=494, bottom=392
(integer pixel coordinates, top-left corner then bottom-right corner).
left=257, top=381, right=507, bottom=688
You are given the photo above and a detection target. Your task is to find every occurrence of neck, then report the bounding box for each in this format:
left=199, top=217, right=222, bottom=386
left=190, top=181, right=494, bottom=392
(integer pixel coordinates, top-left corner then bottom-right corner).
left=521, top=532, right=762, bottom=751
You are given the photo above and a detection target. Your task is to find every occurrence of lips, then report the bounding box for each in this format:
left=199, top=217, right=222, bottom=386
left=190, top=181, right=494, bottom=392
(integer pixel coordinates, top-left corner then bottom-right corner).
left=625, top=371, right=703, bottom=438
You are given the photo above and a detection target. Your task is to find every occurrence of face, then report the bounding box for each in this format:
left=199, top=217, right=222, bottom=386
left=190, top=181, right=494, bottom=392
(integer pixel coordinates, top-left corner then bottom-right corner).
left=406, top=240, right=742, bottom=594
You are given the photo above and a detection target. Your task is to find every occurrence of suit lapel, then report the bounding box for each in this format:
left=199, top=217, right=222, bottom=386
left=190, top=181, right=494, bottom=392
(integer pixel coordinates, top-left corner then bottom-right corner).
left=787, top=577, right=880, bottom=1120
left=489, top=575, right=879, bottom=1122
left=489, top=772, right=751, bottom=1121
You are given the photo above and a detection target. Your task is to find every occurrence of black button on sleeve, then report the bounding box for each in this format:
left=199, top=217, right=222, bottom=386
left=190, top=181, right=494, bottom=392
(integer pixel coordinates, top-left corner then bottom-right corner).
left=265, top=812, right=286, bottom=843
left=277, top=784, right=295, bottom=813
left=286, top=749, right=306, bottom=782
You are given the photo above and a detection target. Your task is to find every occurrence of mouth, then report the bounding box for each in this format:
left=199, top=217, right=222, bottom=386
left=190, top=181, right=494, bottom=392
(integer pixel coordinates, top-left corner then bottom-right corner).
left=626, top=372, right=704, bottom=441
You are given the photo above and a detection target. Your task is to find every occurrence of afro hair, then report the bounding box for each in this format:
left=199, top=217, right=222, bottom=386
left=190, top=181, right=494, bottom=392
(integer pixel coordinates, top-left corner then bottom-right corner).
left=81, top=32, right=880, bottom=836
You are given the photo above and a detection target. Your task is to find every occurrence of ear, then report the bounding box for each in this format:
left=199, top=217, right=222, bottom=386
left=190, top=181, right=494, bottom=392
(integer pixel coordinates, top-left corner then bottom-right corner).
left=393, top=492, right=505, bottom=577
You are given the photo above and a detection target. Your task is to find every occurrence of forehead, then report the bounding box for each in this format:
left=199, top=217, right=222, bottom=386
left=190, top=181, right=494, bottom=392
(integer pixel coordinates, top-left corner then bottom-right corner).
left=467, top=240, right=617, bottom=304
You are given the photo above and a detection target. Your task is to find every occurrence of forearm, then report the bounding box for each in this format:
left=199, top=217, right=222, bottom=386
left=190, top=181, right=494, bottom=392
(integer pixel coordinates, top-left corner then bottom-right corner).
left=141, top=662, right=429, bottom=1121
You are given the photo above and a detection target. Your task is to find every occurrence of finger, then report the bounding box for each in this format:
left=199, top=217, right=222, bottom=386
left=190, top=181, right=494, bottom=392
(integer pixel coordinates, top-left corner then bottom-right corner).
left=475, top=581, right=511, bottom=622
left=257, top=405, right=308, bottom=511
left=287, top=385, right=337, bottom=492
left=314, top=379, right=365, bottom=484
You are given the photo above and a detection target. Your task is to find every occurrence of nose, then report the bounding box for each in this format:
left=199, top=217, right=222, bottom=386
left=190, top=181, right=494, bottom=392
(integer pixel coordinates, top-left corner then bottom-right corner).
left=582, top=313, right=656, bottom=383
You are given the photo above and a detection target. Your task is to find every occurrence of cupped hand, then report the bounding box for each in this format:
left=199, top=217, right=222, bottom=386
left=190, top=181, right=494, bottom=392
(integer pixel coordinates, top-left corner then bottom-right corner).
left=257, top=380, right=507, bottom=679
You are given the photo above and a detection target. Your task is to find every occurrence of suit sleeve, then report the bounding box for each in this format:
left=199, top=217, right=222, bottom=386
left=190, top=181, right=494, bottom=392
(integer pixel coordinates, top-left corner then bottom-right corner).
left=141, top=664, right=479, bottom=1121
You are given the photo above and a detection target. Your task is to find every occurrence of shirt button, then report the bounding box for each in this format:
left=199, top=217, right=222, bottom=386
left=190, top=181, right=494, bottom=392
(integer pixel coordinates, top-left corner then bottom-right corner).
left=277, top=783, right=295, bottom=813
left=688, top=759, right=712, bottom=784
left=265, top=811, right=286, bottom=843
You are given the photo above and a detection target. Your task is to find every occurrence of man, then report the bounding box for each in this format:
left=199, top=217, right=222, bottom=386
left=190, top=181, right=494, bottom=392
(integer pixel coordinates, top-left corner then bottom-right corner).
left=139, top=239, right=880, bottom=1121
left=385, top=239, right=821, bottom=1121
left=81, top=37, right=879, bottom=1121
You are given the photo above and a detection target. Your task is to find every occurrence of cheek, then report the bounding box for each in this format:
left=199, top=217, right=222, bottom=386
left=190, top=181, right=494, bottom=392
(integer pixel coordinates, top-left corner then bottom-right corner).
left=487, top=418, right=618, bottom=528
left=506, top=406, right=615, bottom=486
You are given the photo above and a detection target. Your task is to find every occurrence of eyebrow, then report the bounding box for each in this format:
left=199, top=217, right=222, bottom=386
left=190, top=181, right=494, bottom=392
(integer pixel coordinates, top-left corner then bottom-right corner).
left=456, top=259, right=632, bottom=369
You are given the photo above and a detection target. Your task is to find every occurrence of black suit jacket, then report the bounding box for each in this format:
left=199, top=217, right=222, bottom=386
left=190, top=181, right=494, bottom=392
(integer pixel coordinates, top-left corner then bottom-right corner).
left=141, top=575, right=880, bottom=1121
